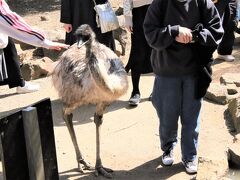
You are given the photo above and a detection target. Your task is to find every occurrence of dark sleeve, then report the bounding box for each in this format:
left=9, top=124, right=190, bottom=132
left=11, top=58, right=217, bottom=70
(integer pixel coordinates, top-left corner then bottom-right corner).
left=143, top=0, right=179, bottom=51
left=60, top=0, right=72, bottom=24
left=197, top=0, right=224, bottom=46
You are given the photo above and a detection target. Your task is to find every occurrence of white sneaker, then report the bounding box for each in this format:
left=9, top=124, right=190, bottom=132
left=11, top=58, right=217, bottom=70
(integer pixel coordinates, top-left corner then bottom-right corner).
left=162, top=150, right=174, bottom=166
left=16, top=81, right=40, bottom=94
left=129, top=93, right=141, bottom=106
left=217, top=54, right=235, bottom=62
left=182, top=159, right=198, bottom=174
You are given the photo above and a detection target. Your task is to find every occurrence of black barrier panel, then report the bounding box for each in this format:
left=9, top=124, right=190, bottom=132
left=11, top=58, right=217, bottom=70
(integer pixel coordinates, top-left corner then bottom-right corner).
left=33, top=98, right=59, bottom=180
left=0, top=111, right=30, bottom=180
left=0, top=98, right=59, bottom=180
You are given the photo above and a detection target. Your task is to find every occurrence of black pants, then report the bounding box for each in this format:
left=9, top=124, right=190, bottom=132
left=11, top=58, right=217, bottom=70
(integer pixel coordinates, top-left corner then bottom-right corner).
left=0, top=38, right=25, bottom=88
left=125, top=5, right=152, bottom=95
left=215, top=0, right=237, bottom=55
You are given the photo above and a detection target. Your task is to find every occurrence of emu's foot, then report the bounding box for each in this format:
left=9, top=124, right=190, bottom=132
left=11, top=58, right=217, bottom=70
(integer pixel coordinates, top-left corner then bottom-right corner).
left=95, top=166, right=114, bottom=178
left=77, top=159, right=95, bottom=173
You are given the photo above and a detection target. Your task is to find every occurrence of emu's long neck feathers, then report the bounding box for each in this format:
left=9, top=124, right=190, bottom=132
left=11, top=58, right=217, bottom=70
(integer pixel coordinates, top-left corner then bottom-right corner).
left=86, top=41, right=127, bottom=95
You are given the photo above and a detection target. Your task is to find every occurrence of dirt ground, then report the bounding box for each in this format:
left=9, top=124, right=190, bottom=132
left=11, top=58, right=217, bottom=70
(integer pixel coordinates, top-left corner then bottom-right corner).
left=0, top=1, right=240, bottom=179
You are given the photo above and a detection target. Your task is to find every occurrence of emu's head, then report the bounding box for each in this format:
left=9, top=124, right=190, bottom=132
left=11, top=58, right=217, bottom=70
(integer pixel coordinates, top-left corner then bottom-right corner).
left=74, top=24, right=96, bottom=49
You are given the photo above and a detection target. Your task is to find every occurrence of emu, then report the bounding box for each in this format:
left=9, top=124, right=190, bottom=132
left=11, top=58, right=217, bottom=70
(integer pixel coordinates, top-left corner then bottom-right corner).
left=52, top=24, right=128, bottom=178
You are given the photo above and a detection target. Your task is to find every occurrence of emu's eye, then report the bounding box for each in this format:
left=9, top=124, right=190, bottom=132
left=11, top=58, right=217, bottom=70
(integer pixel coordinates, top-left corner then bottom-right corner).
left=78, top=34, right=90, bottom=42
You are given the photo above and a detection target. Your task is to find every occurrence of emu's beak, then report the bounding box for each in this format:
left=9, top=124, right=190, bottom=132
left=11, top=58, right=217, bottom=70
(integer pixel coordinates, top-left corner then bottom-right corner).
left=77, top=39, right=84, bottom=49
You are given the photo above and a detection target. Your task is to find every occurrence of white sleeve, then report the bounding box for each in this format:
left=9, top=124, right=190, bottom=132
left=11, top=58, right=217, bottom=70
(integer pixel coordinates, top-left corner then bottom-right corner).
left=0, top=16, right=52, bottom=49
left=123, top=0, right=133, bottom=27
left=0, top=32, right=8, bottom=48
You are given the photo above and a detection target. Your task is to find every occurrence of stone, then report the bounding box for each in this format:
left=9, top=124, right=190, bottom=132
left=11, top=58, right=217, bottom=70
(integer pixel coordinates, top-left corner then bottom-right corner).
left=205, top=83, right=228, bottom=105
left=220, top=73, right=240, bottom=87
left=20, top=57, right=54, bottom=80
left=33, top=47, right=44, bottom=57
left=228, top=98, right=240, bottom=133
left=197, top=156, right=229, bottom=180
left=40, top=16, right=48, bottom=21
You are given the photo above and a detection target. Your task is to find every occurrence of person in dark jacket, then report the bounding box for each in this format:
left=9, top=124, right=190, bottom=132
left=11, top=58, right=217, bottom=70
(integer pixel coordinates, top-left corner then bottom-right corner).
left=215, top=0, right=237, bottom=62
left=60, top=0, right=115, bottom=51
left=143, top=0, right=224, bottom=174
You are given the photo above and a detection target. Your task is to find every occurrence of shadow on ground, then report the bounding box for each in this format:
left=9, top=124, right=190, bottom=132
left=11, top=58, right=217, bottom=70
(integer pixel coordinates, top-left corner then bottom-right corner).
left=58, top=157, right=194, bottom=180
left=50, top=99, right=130, bottom=127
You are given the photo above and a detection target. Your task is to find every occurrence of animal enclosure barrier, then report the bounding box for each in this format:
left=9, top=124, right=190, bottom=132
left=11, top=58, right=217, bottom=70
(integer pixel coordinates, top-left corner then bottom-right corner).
left=0, top=98, right=59, bottom=180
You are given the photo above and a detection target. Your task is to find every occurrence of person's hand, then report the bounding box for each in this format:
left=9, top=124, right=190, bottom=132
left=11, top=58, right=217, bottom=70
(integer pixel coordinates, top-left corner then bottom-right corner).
left=48, top=41, right=69, bottom=51
left=175, top=26, right=192, bottom=44
left=63, top=24, right=72, bottom=33
left=126, top=25, right=133, bottom=33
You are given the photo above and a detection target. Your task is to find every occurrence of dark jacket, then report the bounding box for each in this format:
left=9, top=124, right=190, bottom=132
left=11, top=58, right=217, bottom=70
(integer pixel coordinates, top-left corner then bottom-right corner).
left=143, top=0, right=224, bottom=77
left=60, top=0, right=115, bottom=50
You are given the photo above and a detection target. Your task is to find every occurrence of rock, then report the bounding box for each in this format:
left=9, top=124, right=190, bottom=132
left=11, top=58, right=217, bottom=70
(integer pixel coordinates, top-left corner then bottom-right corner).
left=33, top=47, right=44, bottom=57
left=197, top=156, right=229, bottom=180
left=20, top=57, right=54, bottom=80
left=228, top=142, right=240, bottom=168
left=226, top=86, right=240, bottom=101
left=19, top=50, right=35, bottom=62
left=205, top=83, right=228, bottom=105
left=40, top=16, right=48, bottom=21
left=205, top=83, right=240, bottom=105
left=228, top=98, right=240, bottom=133
left=21, top=63, right=32, bottom=81
left=220, top=73, right=240, bottom=87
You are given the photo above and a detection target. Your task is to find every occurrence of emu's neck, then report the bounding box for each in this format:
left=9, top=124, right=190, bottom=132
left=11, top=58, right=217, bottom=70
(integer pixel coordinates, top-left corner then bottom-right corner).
left=87, top=43, right=112, bottom=93
left=85, top=42, right=92, bottom=58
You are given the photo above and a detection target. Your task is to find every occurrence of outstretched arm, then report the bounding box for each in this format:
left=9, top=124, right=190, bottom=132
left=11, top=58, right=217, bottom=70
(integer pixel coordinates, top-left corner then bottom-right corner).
left=0, top=0, right=69, bottom=50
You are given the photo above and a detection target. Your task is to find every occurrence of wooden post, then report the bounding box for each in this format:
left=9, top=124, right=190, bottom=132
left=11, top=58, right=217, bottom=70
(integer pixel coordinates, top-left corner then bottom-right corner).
left=22, top=107, right=45, bottom=180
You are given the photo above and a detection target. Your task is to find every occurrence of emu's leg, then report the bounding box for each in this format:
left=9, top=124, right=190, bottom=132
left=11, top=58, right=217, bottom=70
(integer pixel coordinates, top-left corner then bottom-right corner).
left=94, top=104, right=113, bottom=178
left=63, top=107, right=93, bottom=172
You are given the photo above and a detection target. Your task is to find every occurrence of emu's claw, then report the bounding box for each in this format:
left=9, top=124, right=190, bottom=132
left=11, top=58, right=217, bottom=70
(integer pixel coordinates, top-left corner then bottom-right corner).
left=95, top=166, right=114, bottom=178
left=77, top=159, right=94, bottom=172
left=83, top=164, right=95, bottom=170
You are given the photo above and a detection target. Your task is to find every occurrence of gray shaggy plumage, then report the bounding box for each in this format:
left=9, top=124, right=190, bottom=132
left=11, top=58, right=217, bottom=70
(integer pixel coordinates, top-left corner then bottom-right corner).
left=51, top=24, right=128, bottom=178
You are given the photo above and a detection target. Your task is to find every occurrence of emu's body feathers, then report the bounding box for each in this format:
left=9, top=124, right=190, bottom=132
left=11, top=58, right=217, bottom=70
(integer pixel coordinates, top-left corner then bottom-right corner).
left=52, top=34, right=128, bottom=107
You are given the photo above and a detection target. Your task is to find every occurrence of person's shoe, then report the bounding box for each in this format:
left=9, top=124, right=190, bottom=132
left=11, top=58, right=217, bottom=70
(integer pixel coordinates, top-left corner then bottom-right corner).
left=129, top=93, right=140, bottom=106
left=182, top=159, right=198, bottom=174
left=162, top=150, right=174, bottom=166
left=216, top=54, right=235, bottom=62
left=16, top=81, right=40, bottom=94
